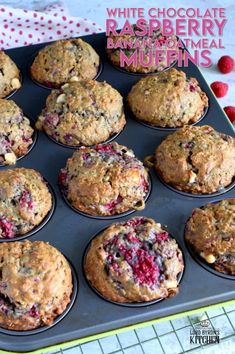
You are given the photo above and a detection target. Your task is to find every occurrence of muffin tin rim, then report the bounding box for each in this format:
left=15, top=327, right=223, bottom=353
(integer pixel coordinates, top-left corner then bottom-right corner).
left=82, top=222, right=185, bottom=307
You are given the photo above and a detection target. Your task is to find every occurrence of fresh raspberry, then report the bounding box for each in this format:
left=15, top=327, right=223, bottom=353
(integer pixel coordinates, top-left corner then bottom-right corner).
left=210, top=81, right=228, bottom=98
left=95, top=144, right=113, bottom=153
left=217, top=56, right=234, bottom=74
left=224, top=106, right=235, bottom=123
left=28, top=305, right=39, bottom=318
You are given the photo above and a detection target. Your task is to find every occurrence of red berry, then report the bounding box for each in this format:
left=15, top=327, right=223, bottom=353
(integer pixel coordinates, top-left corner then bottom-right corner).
left=217, top=56, right=234, bottom=74
left=224, top=106, right=235, bottom=123
left=210, top=81, right=228, bottom=98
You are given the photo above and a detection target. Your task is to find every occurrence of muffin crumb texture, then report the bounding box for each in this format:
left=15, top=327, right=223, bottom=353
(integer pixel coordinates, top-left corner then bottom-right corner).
left=155, top=125, right=235, bottom=194
left=185, top=199, right=235, bottom=275
left=30, top=39, right=100, bottom=88
left=59, top=142, right=149, bottom=216
left=0, top=99, right=34, bottom=165
left=0, top=168, right=52, bottom=239
left=127, top=68, right=208, bottom=128
left=0, top=241, right=73, bottom=330
left=36, top=80, right=126, bottom=147
left=85, top=216, right=184, bottom=302
left=0, top=51, right=21, bottom=98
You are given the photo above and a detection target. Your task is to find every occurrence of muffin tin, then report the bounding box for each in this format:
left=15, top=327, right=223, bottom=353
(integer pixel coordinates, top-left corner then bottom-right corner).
left=0, top=32, right=234, bottom=353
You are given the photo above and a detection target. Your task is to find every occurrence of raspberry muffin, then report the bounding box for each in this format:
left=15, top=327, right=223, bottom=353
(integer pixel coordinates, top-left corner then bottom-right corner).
left=59, top=142, right=149, bottom=216
left=36, top=80, right=126, bottom=147
left=0, top=51, right=21, bottom=98
left=0, top=168, right=52, bottom=239
left=0, top=99, right=34, bottom=165
left=30, top=38, right=100, bottom=88
left=185, top=199, right=235, bottom=275
left=107, top=25, right=178, bottom=73
left=155, top=125, right=235, bottom=194
left=84, top=216, right=184, bottom=302
left=127, top=68, right=208, bottom=128
left=0, top=240, right=73, bottom=330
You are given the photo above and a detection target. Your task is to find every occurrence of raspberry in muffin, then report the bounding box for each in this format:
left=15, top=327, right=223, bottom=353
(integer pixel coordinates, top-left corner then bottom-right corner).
left=107, top=25, right=178, bottom=73
left=0, top=99, right=34, bottom=165
left=36, top=80, right=126, bottom=147
left=185, top=199, right=235, bottom=275
left=84, top=216, right=184, bottom=302
left=0, top=240, right=73, bottom=330
left=0, top=168, right=52, bottom=239
left=154, top=125, right=235, bottom=194
left=0, top=51, right=21, bottom=98
left=127, top=68, right=208, bottom=128
left=30, top=38, right=100, bottom=88
left=59, top=142, right=149, bottom=216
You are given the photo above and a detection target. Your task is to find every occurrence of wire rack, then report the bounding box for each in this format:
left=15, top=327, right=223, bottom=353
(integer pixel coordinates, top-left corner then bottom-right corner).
left=44, top=304, right=235, bottom=354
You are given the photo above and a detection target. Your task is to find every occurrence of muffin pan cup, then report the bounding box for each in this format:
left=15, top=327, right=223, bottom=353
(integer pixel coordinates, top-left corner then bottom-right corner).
left=0, top=259, right=78, bottom=336
left=0, top=32, right=235, bottom=353
left=184, top=198, right=235, bottom=281
left=0, top=180, right=56, bottom=242
left=59, top=173, right=152, bottom=220
left=82, top=228, right=185, bottom=307
left=0, top=119, right=38, bottom=168
left=28, top=52, right=103, bottom=90
left=128, top=104, right=209, bottom=131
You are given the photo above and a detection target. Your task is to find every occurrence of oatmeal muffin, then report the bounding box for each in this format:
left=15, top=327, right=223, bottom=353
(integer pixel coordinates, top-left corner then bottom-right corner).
left=0, top=168, right=52, bottom=239
left=59, top=142, right=149, bottom=216
left=84, top=216, right=184, bottom=302
left=0, top=99, right=34, bottom=165
left=30, top=38, right=100, bottom=88
left=36, top=80, right=126, bottom=147
left=0, top=51, right=21, bottom=98
left=107, top=25, right=178, bottom=73
left=185, top=199, right=235, bottom=275
left=154, top=125, right=235, bottom=194
left=0, top=240, right=73, bottom=330
left=127, top=68, right=208, bottom=128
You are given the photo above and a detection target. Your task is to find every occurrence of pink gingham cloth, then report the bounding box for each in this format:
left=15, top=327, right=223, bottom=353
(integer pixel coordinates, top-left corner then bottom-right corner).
left=0, top=2, right=103, bottom=50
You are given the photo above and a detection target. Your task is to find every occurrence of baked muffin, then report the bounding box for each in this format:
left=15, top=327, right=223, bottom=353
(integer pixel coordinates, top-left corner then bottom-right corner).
left=0, top=168, right=52, bottom=239
left=30, top=38, right=100, bottom=88
left=0, top=99, right=34, bottom=165
left=185, top=199, right=235, bottom=275
left=36, top=80, right=126, bottom=147
left=59, top=142, right=149, bottom=216
left=155, top=125, right=235, bottom=194
left=84, top=216, right=184, bottom=302
left=0, top=51, right=21, bottom=98
left=127, top=68, right=208, bottom=127
left=107, top=25, right=178, bottom=73
left=0, top=240, right=73, bottom=330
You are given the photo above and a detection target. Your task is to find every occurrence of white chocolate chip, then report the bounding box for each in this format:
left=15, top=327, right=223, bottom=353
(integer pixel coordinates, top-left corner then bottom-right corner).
left=62, top=83, right=69, bottom=89
left=189, top=171, right=197, bottom=183
left=165, top=280, right=177, bottom=288
left=56, top=93, right=66, bottom=104
left=11, top=78, right=21, bottom=89
left=200, top=252, right=216, bottom=264
left=69, top=76, right=79, bottom=82
left=4, top=152, right=16, bottom=164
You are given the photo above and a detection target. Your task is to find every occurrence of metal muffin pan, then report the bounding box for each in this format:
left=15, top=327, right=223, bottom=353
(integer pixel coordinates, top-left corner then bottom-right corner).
left=0, top=32, right=234, bottom=353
